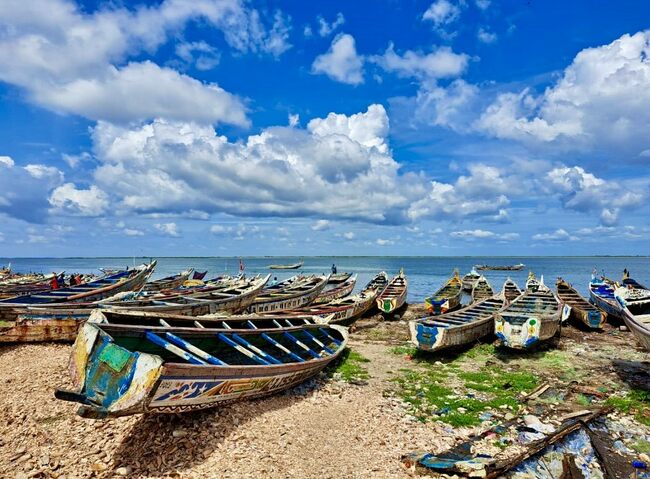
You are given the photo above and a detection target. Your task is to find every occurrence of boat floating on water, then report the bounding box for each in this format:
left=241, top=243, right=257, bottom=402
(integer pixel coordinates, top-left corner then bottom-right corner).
left=474, top=263, right=525, bottom=271
left=268, top=260, right=304, bottom=270
left=55, top=309, right=348, bottom=418
left=425, top=270, right=462, bottom=315
left=556, top=278, right=606, bottom=329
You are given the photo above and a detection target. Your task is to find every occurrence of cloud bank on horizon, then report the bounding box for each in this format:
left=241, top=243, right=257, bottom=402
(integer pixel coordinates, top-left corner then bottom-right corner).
left=0, top=0, right=648, bottom=256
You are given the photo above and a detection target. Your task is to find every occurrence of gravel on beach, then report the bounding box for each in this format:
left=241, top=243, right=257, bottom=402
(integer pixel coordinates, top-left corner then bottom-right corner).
left=1, top=304, right=649, bottom=478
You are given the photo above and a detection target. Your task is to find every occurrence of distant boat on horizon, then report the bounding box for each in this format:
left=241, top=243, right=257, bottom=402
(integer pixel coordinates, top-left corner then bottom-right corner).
left=268, top=259, right=304, bottom=270
left=474, top=263, right=525, bottom=271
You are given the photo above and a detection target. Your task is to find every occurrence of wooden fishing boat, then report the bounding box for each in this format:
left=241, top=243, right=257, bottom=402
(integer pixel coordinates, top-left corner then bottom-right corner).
left=614, top=285, right=650, bottom=351
left=556, top=278, right=606, bottom=329
left=312, top=275, right=356, bottom=305
left=621, top=270, right=648, bottom=290
left=376, top=271, right=408, bottom=315
left=471, top=276, right=493, bottom=303
left=247, top=275, right=328, bottom=313
left=494, top=285, right=562, bottom=350
left=261, top=288, right=379, bottom=326
left=410, top=296, right=506, bottom=352
left=0, top=276, right=270, bottom=343
left=462, top=269, right=481, bottom=291
left=501, top=278, right=521, bottom=303
left=328, top=272, right=352, bottom=284
left=0, top=263, right=155, bottom=305
left=525, top=271, right=540, bottom=292
left=588, top=276, right=625, bottom=321
left=54, top=310, right=348, bottom=418
left=425, top=270, right=462, bottom=315
left=474, top=263, right=525, bottom=271
left=0, top=273, right=59, bottom=298
left=363, top=272, right=389, bottom=295
left=268, top=259, right=303, bottom=270
left=142, top=268, right=194, bottom=292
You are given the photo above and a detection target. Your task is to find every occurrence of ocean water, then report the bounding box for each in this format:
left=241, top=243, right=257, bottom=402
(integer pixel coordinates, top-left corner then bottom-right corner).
left=2, top=256, right=649, bottom=303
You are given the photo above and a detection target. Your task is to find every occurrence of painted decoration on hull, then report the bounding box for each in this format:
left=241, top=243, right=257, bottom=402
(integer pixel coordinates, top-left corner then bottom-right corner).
left=149, top=369, right=318, bottom=409
left=495, top=316, right=541, bottom=349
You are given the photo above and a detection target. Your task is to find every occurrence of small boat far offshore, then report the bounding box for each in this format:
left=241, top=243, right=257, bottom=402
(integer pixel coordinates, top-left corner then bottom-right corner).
left=474, top=263, right=525, bottom=271
left=268, top=260, right=304, bottom=270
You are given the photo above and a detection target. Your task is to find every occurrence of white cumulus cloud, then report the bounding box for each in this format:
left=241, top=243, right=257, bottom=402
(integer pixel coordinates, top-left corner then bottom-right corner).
left=312, top=34, right=364, bottom=85
left=155, top=222, right=180, bottom=237
left=49, top=183, right=109, bottom=216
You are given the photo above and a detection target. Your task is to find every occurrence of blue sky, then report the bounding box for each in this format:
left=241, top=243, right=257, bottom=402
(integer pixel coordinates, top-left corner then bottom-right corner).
left=0, top=0, right=649, bottom=257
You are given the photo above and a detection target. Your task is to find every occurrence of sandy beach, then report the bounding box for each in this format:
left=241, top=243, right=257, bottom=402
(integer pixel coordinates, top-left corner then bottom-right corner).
left=2, top=304, right=649, bottom=478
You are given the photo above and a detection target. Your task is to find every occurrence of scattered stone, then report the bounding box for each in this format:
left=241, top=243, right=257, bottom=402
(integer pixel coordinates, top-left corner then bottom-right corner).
left=115, top=466, right=132, bottom=476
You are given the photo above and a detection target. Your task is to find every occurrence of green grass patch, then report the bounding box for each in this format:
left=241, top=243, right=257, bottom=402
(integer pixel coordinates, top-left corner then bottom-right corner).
left=393, top=366, right=538, bottom=427
left=605, top=389, right=650, bottom=426
left=456, top=343, right=496, bottom=361
left=389, top=345, right=418, bottom=356
left=0, top=320, right=13, bottom=327
left=631, top=439, right=650, bottom=453
left=330, top=349, right=371, bottom=382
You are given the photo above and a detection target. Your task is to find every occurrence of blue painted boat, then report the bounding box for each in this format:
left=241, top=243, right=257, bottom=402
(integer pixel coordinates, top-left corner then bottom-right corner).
left=588, top=276, right=624, bottom=321
left=55, top=310, right=348, bottom=418
left=0, top=262, right=155, bottom=305
left=410, top=296, right=506, bottom=352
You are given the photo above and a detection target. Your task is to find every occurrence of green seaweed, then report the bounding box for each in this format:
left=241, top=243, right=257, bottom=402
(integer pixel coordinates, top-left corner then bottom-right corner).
left=330, top=349, right=371, bottom=382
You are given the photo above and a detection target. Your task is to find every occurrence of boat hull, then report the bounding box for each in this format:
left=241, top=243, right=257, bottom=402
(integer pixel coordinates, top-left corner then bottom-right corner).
left=424, top=295, right=460, bottom=315
left=589, top=289, right=623, bottom=321
left=410, top=314, right=493, bottom=352
left=621, top=310, right=650, bottom=351
left=60, top=322, right=347, bottom=418
left=495, top=314, right=560, bottom=350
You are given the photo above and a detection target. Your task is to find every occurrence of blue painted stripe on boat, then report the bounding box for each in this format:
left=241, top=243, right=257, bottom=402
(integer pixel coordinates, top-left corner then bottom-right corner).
left=145, top=332, right=206, bottom=365
left=231, top=333, right=282, bottom=364
left=300, top=329, right=333, bottom=354
left=217, top=333, right=270, bottom=365
left=281, top=331, right=320, bottom=359
left=261, top=333, right=305, bottom=362
left=318, top=327, right=341, bottom=346
left=163, top=332, right=226, bottom=365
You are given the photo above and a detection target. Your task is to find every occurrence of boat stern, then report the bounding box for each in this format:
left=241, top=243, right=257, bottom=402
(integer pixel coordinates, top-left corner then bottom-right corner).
left=409, top=321, right=444, bottom=352
left=424, top=298, right=448, bottom=315
left=56, top=323, right=163, bottom=418
left=495, top=315, right=540, bottom=350
left=587, top=310, right=607, bottom=329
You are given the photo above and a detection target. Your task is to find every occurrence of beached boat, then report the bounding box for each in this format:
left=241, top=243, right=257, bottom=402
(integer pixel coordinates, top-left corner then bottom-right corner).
left=410, top=296, right=506, bottom=352
left=471, top=276, right=493, bottom=303
left=474, top=263, right=525, bottom=271
left=525, top=272, right=540, bottom=292
left=614, top=286, right=650, bottom=351
left=501, top=278, right=521, bottom=303
left=261, top=288, right=379, bottom=326
left=556, top=278, right=606, bottom=329
left=588, top=275, right=624, bottom=321
left=0, top=263, right=155, bottom=305
left=376, top=271, right=407, bottom=315
left=312, top=275, right=356, bottom=305
left=0, top=275, right=271, bottom=343
left=142, top=269, right=194, bottom=292
left=0, top=272, right=59, bottom=297
left=268, top=260, right=303, bottom=270
left=494, top=285, right=562, bottom=350
left=621, top=269, right=648, bottom=290
left=363, top=272, right=389, bottom=296
left=425, top=270, right=462, bottom=315
left=55, top=310, right=348, bottom=418
left=247, top=275, right=328, bottom=313
left=328, top=272, right=352, bottom=284
left=462, top=269, right=481, bottom=291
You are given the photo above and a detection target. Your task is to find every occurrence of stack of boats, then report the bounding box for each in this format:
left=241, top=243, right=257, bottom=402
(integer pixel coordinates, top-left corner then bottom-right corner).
left=412, top=268, right=650, bottom=354
left=1, top=260, right=405, bottom=418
